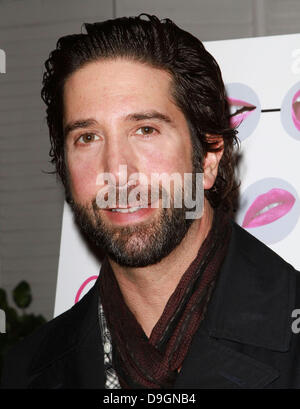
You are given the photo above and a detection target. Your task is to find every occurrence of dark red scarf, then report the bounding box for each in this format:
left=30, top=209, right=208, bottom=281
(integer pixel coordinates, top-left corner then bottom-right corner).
left=99, top=207, right=232, bottom=388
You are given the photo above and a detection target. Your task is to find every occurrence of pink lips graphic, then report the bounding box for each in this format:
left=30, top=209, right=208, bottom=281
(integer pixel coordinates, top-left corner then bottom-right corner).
left=242, top=188, right=295, bottom=229
left=75, top=275, right=98, bottom=304
left=292, top=89, right=300, bottom=131
left=228, top=97, right=256, bottom=128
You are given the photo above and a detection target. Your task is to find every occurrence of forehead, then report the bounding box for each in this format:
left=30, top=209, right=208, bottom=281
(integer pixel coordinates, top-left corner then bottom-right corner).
left=63, top=58, right=178, bottom=122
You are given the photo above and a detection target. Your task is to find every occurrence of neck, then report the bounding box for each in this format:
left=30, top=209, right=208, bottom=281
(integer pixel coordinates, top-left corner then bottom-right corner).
left=108, top=198, right=214, bottom=338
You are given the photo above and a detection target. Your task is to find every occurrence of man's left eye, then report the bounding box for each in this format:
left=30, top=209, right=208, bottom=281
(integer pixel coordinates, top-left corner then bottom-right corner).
left=135, top=126, right=156, bottom=136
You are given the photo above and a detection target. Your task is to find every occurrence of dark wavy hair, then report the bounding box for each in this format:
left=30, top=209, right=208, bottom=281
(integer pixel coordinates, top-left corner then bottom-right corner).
left=41, top=13, right=240, bottom=213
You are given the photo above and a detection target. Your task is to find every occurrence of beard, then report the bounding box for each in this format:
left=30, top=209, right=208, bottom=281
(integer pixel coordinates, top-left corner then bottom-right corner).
left=66, top=149, right=202, bottom=268
left=68, top=194, right=195, bottom=268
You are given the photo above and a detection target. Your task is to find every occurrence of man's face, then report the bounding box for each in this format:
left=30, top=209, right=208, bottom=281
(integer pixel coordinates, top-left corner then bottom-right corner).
left=63, top=58, right=200, bottom=267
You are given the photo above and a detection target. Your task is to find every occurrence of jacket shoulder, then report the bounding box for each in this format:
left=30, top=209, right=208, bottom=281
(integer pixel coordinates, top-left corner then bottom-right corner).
left=207, top=221, right=299, bottom=351
left=1, top=305, right=75, bottom=388
left=231, top=221, right=296, bottom=272
left=1, top=280, right=99, bottom=389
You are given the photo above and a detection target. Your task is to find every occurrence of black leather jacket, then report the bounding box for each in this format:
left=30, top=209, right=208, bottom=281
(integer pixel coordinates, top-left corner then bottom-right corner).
left=1, top=222, right=300, bottom=389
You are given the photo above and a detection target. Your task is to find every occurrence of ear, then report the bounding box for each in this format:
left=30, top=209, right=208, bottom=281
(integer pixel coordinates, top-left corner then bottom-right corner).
left=203, top=135, right=224, bottom=190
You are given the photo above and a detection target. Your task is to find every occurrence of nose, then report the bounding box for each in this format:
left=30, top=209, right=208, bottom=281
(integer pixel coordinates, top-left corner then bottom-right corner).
left=101, top=134, right=139, bottom=188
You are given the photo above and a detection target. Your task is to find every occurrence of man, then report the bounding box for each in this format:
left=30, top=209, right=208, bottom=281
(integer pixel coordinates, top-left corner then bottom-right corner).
left=1, top=14, right=300, bottom=389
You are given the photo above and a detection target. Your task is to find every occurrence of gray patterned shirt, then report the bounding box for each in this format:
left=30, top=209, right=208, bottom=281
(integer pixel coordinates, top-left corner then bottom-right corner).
left=98, top=301, right=121, bottom=389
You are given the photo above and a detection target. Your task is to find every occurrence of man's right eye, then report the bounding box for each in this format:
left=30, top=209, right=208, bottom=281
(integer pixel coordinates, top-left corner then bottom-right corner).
left=77, top=133, right=100, bottom=144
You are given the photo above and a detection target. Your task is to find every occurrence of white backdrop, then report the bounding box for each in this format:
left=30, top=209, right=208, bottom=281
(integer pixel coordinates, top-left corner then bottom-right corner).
left=54, top=33, right=300, bottom=318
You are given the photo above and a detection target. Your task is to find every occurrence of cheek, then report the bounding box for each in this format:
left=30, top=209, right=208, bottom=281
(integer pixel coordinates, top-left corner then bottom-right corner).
left=67, top=159, right=99, bottom=203
left=140, top=143, right=192, bottom=175
left=144, top=154, right=175, bottom=174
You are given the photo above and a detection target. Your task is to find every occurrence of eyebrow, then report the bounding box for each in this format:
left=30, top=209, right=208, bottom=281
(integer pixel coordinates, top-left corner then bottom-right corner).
left=125, top=110, right=174, bottom=125
left=64, top=119, right=98, bottom=138
left=64, top=110, right=175, bottom=138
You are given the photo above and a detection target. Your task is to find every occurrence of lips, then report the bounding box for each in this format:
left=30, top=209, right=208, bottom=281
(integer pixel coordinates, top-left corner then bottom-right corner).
left=242, top=188, right=295, bottom=229
left=104, top=204, right=156, bottom=224
left=101, top=197, right=159, bottom=211
left=110, top=206, right=143, bottom=213
left=292, top=89, right=300, bottom=131
left=228, top=97, right=256, bottom=128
